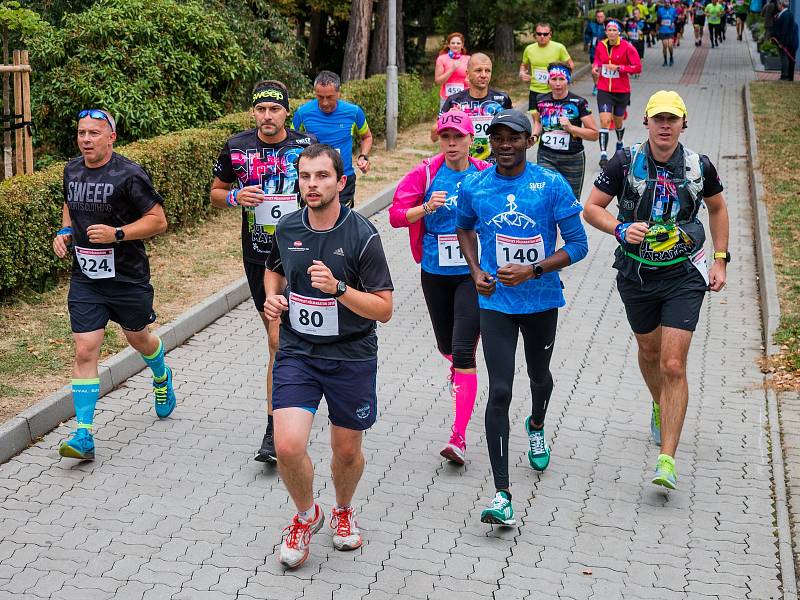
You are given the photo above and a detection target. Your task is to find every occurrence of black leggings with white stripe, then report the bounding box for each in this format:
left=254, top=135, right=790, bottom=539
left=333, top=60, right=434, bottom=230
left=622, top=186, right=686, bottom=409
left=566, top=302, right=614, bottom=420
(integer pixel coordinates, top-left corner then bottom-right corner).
left=481, top=308, right=558, bottom=491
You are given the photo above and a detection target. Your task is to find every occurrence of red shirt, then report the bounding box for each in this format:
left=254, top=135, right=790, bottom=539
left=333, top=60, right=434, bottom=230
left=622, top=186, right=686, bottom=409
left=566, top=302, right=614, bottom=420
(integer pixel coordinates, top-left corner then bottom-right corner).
left=593, top=38, right=642, bottom=94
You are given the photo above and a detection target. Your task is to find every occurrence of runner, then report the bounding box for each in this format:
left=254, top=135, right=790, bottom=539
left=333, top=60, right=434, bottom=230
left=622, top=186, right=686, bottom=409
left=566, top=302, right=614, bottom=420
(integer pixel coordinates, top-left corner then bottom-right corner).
left=584, top=91, right=730, bottom=490
left=435, top=33, right=471, bottom=108
left=520, top=22, right=574, bottom=112
left=532, top=63, right=599, bottom=199
left=265, top=144, right=393, bottom=568
left=625, top=7, right=648, bottom=64
left=433, top=53, right=513, bottom=162
left=733, top=0, right=749, bottom=40
left=646, top=0, right=660, bottom=46
left=584, top=10, right=607, bottom=95
left=657, top=0, right=678, bottom=65
left=393, top=110, right=491, bottom=464
left=293, top=71, right=373, bottom=208
left=53, top=109, right=176, bottom=460
left=691, top=0, right=707, bottom=46
left=210, top=80, right=316, bottom=464
left=592, top=20, right=642, bottom=168
left=706, top=0, right=725, bottom=47
left=455, top=109, right=588, bottom=526
left=674, top=0, right=687, bottom=47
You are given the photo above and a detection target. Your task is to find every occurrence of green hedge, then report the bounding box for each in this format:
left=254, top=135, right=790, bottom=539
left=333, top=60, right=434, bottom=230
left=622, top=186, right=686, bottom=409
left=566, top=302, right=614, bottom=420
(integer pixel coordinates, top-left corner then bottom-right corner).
left=0, top=73, right=437, bottom=297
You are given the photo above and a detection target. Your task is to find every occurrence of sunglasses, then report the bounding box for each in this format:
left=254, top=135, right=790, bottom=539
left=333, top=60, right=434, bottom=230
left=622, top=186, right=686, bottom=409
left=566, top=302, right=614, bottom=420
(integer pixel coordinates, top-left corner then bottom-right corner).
left=535, top=31, right=551, bottom=36
left=77, top=109, right=115, bottom=132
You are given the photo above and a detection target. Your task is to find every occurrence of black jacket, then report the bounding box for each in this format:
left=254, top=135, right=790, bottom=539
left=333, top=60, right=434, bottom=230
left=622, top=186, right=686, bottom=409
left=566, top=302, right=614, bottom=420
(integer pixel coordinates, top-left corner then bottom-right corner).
left=774, top=8, right=799, bottom=52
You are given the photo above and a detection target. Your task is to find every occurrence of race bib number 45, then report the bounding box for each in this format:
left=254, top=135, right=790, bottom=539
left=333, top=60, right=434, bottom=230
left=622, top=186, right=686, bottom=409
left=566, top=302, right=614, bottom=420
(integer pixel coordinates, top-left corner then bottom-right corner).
left=289, top=292, right=339, bottom=336
left=254, top=194, right=299, bottom=226
left=495, top=233, right=545, bottom=266
left=75, top=246, right=115, bottom=279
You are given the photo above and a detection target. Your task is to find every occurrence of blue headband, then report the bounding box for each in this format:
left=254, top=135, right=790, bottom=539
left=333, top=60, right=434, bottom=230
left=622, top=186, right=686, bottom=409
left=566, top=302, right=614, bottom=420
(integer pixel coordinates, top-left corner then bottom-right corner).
left=548, top=66, right=572, bottom=82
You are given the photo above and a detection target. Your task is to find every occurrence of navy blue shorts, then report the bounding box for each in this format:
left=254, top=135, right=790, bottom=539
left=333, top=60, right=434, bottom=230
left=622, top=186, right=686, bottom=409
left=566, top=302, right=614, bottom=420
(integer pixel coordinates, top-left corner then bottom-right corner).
left=272, top=352, right=378, bottom=430
left=68, top=277, right=156, bottom=334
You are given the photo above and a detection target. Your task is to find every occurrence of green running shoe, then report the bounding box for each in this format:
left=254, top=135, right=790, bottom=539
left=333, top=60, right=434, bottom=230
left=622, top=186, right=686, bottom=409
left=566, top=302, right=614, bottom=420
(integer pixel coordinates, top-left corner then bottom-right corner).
left=58, top=428, right=95, bottom=460
left=652, top=454, right=677, bottom=490
left=480, top=491, right=515, bottom=526
left=153, top=366, right=177, bottom=419
left=525, top=416, right=551, bottom=472
left=650, top=402, right=662, bottom=445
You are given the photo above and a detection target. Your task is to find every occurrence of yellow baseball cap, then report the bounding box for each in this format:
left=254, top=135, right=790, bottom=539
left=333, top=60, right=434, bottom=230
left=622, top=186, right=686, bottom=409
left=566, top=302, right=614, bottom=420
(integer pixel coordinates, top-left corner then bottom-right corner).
left=645, top=90, right=688, bottom=118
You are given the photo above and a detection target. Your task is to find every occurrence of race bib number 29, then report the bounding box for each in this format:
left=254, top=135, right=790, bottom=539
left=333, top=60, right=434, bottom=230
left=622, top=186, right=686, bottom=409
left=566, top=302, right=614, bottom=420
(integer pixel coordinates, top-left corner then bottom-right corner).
left=289, top=292, right=339, bottom=336
left=75, top=246, right=115, bottom=279
left=495, top=233, right=545, bottom=266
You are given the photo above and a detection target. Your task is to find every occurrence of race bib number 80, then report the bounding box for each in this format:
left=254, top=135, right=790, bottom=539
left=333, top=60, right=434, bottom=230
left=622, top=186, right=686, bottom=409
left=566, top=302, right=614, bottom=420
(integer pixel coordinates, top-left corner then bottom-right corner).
left=75, top=246, right=115, bottom=279
left=289, top=292, right=339, bottom=336
left=495, top=233, right=545, bottom=266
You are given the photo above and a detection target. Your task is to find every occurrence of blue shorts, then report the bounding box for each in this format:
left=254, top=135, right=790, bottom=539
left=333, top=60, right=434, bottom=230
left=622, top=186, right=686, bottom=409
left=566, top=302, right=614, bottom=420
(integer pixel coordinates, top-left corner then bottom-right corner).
left=272, top=352, right=378, bottom=430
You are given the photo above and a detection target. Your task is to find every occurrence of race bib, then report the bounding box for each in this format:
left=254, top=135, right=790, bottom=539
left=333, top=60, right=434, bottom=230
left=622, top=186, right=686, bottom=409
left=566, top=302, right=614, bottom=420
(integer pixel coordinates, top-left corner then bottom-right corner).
left=254, top=194, right=299, bottom=226
left=75, top=246, right=115, bottom=280
left=445, top=83, right=464, bottom=96
left=629, top=29, right=640, bottom=40
left=471, top=114, right=493, bottom=138
left=541, top=130, right=571, bottom=151
left=289, top=292, right=339, bottom=336
left=661, top=18, right=673, bottom=26
left=437, top=234, right=467, bottom=267
left=495, top=233, right=545, bottom=266
left=534, top=69, right=549, bottom=84
left=690, top=247, right=709, bottom=287
left=601, top=64, right=620, bottom=79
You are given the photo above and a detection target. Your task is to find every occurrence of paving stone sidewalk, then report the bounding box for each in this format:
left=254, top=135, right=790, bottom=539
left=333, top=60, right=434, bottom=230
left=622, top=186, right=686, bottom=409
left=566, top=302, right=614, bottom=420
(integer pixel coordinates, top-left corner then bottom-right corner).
left=0, top=30, right=785, bottom=600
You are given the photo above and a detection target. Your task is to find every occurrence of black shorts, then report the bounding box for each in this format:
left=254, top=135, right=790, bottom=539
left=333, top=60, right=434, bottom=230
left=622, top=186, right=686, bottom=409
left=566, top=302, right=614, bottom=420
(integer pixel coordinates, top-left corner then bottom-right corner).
left=658, top=32, right=675, bottom=41
left=68, top=277, right=156, bottom=334
left=616, top=267, right=708, bottom=335
left=597, top=90, right=630, bottom=117
left=529, top=90, right=542, bottom=111
left=244, top=260, right=266, bottom=313
left=272, top=352, right=377, bottom=430
left=340, top=172, right=356, bottom=208
left=694, top=16, right=705, bottom=27
left=736, top=12, right=748, bottom=23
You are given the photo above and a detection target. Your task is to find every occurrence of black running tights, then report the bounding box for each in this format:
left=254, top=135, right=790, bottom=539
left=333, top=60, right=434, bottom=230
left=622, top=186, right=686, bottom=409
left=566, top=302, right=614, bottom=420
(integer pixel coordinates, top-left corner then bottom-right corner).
left=481, top=308, right=558, bottom=491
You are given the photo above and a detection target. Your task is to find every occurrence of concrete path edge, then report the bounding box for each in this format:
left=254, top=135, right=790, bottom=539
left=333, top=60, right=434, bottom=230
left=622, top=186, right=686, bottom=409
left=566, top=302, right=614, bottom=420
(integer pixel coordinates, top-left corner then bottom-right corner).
left=743, top=83, right=798, bottom=599
left=0, top=182, right=398, bottom=465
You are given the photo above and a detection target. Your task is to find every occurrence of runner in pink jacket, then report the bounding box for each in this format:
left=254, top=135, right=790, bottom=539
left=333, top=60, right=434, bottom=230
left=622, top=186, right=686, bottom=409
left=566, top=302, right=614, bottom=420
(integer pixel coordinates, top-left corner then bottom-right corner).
left=389, top=109, right=490, bottom=465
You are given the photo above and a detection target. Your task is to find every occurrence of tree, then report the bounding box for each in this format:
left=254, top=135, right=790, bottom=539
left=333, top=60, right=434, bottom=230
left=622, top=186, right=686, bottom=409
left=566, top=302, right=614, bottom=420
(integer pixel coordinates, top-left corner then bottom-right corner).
left=367, top=0, right=405, bottom=76
left=342, top=0, right=372, bottom=81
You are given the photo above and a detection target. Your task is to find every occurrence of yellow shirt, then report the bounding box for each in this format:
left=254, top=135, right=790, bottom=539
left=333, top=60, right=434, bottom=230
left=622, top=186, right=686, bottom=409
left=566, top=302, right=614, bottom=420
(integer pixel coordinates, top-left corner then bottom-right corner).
left=521, top=41, right=572, bottom=93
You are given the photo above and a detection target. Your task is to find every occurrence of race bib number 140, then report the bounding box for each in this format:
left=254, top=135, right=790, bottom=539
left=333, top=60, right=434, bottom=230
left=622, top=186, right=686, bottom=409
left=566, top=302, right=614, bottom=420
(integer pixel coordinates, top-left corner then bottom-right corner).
left=495, top=233, right=545, bottom=266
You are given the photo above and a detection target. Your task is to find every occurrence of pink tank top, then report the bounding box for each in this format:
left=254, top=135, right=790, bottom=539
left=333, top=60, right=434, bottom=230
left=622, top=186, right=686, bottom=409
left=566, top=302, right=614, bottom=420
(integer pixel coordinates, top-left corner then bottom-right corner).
left=436, top=53, right=470, bottom=99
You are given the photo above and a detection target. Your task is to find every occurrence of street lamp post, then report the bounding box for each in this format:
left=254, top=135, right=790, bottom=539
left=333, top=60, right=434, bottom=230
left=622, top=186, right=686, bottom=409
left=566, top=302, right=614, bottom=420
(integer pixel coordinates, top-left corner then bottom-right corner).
left=386, top=0, right=398, bottom=150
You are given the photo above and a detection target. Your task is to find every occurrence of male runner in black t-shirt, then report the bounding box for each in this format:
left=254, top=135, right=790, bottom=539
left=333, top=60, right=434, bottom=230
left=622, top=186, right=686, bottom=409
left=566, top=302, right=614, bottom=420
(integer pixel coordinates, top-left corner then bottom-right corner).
left=53, top=109, right=176, bottom=460
left=210, top=81, right=316, bottom=463
left=584, top=91, right=730, bottom=491
left=263, top=144, right=393, bottom=569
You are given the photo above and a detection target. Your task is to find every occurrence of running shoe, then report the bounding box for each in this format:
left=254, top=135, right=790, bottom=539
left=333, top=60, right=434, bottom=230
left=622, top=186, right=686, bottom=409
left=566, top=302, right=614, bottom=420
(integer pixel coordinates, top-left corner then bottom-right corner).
left=525, top=416, right=551, bottom=472
left=652, top=454, right=677, bottom=490
left=591, top=85, right=597, bottom=96
left=669, top=56, right=674, bottom=66
left=650, top=402, right=662, bottom=446
left=330, top=506, right=362, bottom=551
left=254, top=421, right=276, bottom=463
left=440, top=430, right=466, bottom=465
left=153, top=366, right=176, bottom=418
left=599, top=154, right=608, bottom=169
left=279, top=504, right=324, bottom=569
left=58, top=428, right=95, bottom=460
left=480, top=491, right=515, bottom=526
left=662, top=60, right=668, bottom=67
left=615, top=141, right=624, bottom=152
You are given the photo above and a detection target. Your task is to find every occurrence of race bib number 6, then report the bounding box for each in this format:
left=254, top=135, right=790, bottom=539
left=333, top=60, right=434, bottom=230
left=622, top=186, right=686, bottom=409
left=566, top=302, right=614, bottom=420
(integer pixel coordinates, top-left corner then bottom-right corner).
left=289, top=292, right=339, bottom=336
left=75, top=246, right=115, bottom=279
left=495, top=233, right=545, bottom=266
left=254, top=194, right=299, bottom=226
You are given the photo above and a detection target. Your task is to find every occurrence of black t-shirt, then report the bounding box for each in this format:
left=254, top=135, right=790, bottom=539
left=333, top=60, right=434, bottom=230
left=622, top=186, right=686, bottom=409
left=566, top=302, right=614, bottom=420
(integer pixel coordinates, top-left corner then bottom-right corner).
left=266, top=206, right=394, bottom=361
left=534, top=92, right=593, bottom=154
left=213, top=128, right=317, bottom=265
left=63, top=152, right=163, bottom=284
left=440, top=88, right=513, bottom=162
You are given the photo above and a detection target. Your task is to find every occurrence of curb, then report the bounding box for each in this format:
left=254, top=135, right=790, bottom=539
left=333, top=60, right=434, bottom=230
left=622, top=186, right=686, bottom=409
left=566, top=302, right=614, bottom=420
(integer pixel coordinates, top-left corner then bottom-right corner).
left=0, top=184, right=397, bottom=465
left=743, top=84, right=798, bottom=599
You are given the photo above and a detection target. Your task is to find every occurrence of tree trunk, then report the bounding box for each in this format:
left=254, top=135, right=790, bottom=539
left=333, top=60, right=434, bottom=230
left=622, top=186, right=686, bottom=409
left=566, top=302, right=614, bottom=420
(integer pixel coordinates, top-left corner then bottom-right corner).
left=342, top=0, right=373, bottom=81
left=397, top=0, right=405, bottom=73
left=494, top=22, right=516, bottom=67
left=308, top=9, right=327, bottom=72
left=367, top=0, right=405, bottom=76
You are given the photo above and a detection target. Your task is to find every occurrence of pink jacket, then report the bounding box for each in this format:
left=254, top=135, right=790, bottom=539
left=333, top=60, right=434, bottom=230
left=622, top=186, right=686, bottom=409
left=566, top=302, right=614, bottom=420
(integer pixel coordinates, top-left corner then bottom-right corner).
left=593, top=38, right=642, bottom=94
left=389, top=153, right=492, bottom=264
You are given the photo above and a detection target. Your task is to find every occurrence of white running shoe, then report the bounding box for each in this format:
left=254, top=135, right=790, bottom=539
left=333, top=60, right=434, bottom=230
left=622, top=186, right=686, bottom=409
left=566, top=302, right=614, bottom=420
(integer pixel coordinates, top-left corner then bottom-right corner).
left=330, top=506, right=362, bottom=551
left=279, top=504, right=324, bottom=569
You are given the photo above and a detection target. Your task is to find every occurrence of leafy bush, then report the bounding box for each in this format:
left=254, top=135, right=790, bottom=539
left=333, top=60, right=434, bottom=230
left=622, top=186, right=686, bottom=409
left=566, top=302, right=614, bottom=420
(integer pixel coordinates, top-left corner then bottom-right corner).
left=588, top=3, right=628, bottom=21
left=29, top=0, right=260, bottom=156
left=759, top=40, right=779, bottom=56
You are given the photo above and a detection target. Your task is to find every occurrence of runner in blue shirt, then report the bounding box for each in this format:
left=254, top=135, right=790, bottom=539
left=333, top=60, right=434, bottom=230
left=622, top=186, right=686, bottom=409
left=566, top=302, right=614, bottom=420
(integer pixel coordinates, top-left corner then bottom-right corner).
left=292, top=71, right=373, bottom=208
left=657, top=2, right=678, bottom=65
left=456, top=109, right=588, bottom=527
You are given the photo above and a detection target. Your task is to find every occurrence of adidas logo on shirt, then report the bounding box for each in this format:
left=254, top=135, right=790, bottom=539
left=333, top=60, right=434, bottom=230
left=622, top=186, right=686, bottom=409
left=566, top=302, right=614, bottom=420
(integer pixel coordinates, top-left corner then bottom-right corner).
left=333, top=247, right=345, bottom=257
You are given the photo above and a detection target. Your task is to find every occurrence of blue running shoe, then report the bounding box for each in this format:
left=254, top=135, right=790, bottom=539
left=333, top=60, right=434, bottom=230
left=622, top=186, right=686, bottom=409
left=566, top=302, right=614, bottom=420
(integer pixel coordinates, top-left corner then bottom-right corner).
left=58, top=428, right=95, bottom=460
left=153, top=366, right=176, bottom=418
left=525, top=416, right=551, bottom=472
left=650, top=402, right=662, bottom=446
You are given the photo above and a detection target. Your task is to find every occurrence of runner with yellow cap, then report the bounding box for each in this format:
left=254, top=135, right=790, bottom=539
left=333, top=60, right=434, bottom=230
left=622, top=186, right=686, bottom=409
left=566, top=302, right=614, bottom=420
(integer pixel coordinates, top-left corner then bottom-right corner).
left=583, top=90, right=731, bottom=491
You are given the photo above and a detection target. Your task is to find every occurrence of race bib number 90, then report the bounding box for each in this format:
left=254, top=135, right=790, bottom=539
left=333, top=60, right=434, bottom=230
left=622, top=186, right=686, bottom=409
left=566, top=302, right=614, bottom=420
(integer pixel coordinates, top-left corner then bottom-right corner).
left=541, top=130, right=570, bottom=151
left=495, top=233, right=545, bottom=266
left=254, top=194, right=299, bottom=226
left=289, top=292, right=339, bottom=336
left=75, top=246, right=115, bottom=279
left=471, top=114, right=493, bottom=138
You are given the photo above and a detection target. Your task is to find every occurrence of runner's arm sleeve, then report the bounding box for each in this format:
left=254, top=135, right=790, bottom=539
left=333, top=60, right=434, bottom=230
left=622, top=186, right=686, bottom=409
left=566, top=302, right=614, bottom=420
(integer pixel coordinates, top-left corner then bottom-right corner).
left=556, top=213, right=589, bottom=265
left=128, top=167, right=165, bottom=215
left=266, top=239, right=284, bottom=276
left=212, top=142, right=236, bottom=184
left=593, top=153, right=625, bottom=197
left=700, top=156, right=724, bottom=197
left=579, top=98, right=592, bottom=117
left=439, top=98, right=452, bottom=116
left=292, top=111, right=304, bottom=132
left=503, top=94, right=513, bottom=109
left=455, top=180, right=477, bottom=230
left=622, top=44, right=642, bottom=74
left=359, top=234, right=394, bottom=292
left=355, top=106, right=369, bottom=136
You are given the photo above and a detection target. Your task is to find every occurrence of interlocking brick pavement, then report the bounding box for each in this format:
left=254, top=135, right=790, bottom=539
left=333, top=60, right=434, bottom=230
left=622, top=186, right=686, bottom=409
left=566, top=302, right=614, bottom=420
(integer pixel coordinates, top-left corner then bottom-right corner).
left=0, top=28, right=785, bottom=600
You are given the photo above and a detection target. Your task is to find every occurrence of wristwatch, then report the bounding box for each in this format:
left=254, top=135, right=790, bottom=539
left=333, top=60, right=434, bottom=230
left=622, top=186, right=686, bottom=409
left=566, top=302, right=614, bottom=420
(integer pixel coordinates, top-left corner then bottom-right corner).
left=115, top=227, right=125, bottom=242
left=333, top=280, right=347, bottom=298
left=713, top=251, right=731, bottom=263
left=532, top=264, right=544, bottom=279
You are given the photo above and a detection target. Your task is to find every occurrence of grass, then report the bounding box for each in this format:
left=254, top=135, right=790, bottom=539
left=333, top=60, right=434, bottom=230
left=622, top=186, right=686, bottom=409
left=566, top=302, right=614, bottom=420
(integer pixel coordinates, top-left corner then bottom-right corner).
left=749, top=81, right=800, bottom=386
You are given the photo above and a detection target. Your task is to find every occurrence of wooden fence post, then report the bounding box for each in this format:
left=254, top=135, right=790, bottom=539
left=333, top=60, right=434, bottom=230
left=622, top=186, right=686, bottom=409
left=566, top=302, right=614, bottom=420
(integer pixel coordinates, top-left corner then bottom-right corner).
left=21, top=50, right=32, bottom=174
left=12, top=50, right=22, bottom=176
